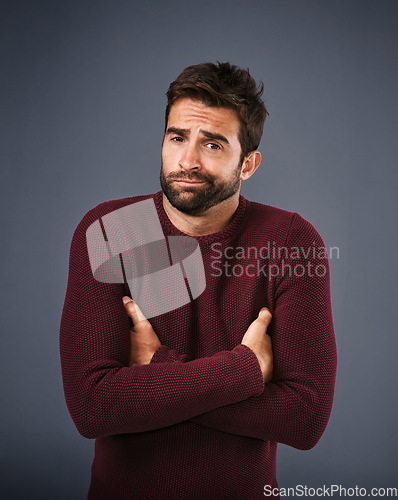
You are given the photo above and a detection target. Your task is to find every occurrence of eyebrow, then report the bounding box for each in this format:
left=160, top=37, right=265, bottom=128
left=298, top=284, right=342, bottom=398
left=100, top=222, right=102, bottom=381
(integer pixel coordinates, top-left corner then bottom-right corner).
left=166, top=127, right=230, bottom=145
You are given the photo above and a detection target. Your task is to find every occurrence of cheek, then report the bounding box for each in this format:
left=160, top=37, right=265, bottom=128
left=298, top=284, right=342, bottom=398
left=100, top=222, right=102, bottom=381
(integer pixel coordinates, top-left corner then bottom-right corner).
left=162, top=144, right=178, bottom=164
left=161, top=147, right=173, bottom=171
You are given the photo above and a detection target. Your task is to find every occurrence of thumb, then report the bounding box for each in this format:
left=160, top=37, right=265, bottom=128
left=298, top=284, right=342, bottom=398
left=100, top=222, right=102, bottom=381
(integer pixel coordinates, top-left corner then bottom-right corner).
left=122, top=296, right=147, bottom=322
left=258, top=307, right=272, bottom=325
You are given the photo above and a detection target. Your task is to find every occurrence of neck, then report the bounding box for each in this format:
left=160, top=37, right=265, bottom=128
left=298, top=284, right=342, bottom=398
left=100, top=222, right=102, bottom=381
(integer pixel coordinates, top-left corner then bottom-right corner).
left=162, top=192, right=240, bottom=236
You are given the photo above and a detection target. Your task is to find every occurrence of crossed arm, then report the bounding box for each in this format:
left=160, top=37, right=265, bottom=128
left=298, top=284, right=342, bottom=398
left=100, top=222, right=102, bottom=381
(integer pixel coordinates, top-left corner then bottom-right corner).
left=124, top=295, right=273, bottom=382
left=122, top=276, right=335, bottom=450
left=60, top=209, right=336, bottom=449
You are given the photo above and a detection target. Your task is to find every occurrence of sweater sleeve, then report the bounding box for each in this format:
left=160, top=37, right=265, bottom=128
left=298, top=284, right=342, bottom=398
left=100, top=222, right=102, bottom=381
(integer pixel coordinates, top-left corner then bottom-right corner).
left=59, top=209, right=264, bottom=439
left=190, top=214, right=337, bottom=450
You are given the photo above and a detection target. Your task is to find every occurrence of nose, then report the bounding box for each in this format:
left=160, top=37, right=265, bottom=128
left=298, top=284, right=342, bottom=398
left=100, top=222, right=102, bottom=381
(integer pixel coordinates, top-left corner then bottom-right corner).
left=179, top=143, right=201, bottom=171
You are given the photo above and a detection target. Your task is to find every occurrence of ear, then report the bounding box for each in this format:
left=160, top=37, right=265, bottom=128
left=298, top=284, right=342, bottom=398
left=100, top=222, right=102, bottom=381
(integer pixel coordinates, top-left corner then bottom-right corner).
left=240, top=151, right=262, bottom=181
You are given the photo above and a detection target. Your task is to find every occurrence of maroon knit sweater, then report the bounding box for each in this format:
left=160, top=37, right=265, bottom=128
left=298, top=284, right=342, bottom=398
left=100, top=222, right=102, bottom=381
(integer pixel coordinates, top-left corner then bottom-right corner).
left=60, top=191, right=337, bottom=500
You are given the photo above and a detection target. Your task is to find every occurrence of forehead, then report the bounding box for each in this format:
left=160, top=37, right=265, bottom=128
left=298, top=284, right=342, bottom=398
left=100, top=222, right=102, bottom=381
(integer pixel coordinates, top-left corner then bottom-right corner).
left=167, top=98, right=241, bottom=138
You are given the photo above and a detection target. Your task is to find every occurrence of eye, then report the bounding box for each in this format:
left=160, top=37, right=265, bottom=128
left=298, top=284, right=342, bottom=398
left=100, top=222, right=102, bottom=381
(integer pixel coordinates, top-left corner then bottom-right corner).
left=206, top=142, right=221, bottom=150
left=171, top=136, right=184, bottom=143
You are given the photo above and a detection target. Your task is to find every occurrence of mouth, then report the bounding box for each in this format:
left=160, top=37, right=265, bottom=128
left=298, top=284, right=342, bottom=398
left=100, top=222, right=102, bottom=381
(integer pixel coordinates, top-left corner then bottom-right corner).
left=173, top=180, right=207, bottom=186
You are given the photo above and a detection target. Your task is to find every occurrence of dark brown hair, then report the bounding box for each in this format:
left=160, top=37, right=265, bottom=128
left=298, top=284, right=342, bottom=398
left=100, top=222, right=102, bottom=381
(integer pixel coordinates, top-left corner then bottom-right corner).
left=165, top=62, right=268, bottom=160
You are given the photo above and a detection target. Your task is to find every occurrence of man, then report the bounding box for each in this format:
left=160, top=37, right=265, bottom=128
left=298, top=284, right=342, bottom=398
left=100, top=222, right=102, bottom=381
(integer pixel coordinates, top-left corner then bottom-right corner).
left=60, top=62, right=337, bottom=499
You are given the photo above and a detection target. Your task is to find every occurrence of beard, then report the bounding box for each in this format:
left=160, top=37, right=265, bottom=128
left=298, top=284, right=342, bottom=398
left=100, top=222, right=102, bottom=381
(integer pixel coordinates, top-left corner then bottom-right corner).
left=160, top=159, right=243, bottom=216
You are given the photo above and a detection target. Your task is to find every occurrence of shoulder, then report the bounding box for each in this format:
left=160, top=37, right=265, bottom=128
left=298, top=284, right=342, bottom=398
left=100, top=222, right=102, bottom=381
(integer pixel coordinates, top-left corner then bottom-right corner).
left=67, top=193, right=158, bottom=276
left=244, top=198, right=324, bottom=247
left=72, top=193, right=156, bottom=240
left=78, top=193, right=156, bottom=228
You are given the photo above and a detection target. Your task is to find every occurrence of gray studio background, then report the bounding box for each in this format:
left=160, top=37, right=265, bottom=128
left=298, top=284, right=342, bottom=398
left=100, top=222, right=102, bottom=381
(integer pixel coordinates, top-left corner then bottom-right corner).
left=1, top=0, right=397, bottom=498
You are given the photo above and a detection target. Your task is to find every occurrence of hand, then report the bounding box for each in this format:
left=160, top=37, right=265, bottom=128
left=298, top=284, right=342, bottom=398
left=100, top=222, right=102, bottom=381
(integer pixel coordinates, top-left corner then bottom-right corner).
left=241, top=308, right=273, bottom=383
left=122, top=296, right=161, bottom=366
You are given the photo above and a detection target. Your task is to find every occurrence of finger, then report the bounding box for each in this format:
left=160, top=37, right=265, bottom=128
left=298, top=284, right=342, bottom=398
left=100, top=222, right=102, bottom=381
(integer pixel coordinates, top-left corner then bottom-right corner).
left=258, top=307, right=272, bottom=325
left=122, top=296, right=147, bottom=322
left=131, top=301, right=147, bottom=322
left=122, top=296, right=138, bottom=321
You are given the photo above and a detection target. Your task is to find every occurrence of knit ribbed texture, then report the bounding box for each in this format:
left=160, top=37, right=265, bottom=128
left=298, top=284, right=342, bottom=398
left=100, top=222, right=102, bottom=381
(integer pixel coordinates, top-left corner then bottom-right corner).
left=60, top=191, right=337, bottom=500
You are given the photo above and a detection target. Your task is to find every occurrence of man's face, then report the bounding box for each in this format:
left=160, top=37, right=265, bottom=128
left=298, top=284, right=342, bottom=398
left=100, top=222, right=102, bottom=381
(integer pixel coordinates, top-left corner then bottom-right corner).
left=161, top=98, right=244, bottom=216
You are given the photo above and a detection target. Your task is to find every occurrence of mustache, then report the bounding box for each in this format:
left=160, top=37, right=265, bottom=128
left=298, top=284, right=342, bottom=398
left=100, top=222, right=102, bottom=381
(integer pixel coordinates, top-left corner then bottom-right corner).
left=166, top=172, right=215, bottom=183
